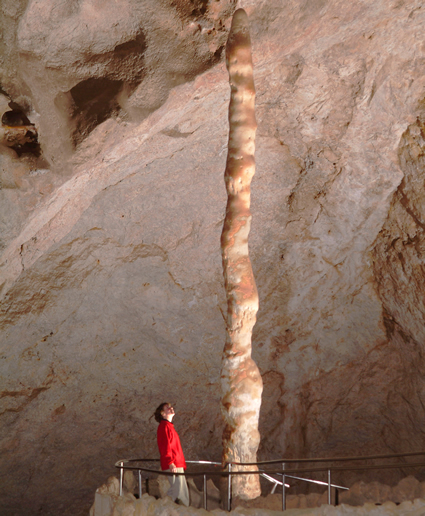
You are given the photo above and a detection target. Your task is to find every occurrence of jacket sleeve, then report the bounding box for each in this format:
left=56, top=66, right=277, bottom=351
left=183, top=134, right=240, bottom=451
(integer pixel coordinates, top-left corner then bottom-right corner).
left=157, top=424, right=174, bottom=469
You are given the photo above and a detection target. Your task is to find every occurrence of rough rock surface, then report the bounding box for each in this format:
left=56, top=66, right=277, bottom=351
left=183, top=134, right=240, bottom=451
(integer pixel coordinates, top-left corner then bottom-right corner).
left=89, top=490, right=425, bottom=516
left=2, top=0, right=425, bottom=515
left=89, top=474, right=425, bottom=515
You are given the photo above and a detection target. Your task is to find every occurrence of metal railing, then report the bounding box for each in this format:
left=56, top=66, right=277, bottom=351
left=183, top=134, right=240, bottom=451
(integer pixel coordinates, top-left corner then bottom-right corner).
left=115, top=450, right=425, bottom=512
left=115, top=459, right=225, bottom=510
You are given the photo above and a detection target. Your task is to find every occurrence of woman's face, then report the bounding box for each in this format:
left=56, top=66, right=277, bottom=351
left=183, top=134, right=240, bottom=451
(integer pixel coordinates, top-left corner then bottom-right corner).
left=161, top=404, right=175, bottom=420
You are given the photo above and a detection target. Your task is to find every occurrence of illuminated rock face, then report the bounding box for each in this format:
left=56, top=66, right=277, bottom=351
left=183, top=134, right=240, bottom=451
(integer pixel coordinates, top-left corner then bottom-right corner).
left=2, top=0, right=425, bottom=514
left=220, top=9, right=262, bottom=499
left=1, top=0, right=236, bottom=166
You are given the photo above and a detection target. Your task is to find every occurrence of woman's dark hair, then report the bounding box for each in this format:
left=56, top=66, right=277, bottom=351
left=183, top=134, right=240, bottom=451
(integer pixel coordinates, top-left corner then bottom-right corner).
left=154, top=402, right=169, bottom=423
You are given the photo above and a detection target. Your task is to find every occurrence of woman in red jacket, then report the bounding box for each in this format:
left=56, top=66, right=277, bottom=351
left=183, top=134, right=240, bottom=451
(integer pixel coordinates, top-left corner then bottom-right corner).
left=154, top=402, right=189, bottom=506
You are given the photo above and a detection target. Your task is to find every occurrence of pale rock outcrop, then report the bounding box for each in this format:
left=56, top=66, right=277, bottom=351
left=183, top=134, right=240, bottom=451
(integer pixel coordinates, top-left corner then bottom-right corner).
left=391, top=476, right=420, bottom=504
left=90, top=491, right=425, bottom=516
left=340, top=476, right=425, bottom=507
left=91, top=474, right=425, bottom=515
left=339, top=481, right=392, bottom=507
left=414, top=482, right=425, bottom=501
left=90, top=477, right=121, bottom=516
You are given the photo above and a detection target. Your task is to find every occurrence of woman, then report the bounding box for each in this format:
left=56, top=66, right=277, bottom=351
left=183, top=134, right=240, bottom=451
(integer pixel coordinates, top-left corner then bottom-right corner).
left=154, top=402, right=189, bottom=506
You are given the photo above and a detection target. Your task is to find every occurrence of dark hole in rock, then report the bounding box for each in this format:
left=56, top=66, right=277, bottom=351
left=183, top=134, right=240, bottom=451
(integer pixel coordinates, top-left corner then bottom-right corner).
left=13, top=140, right=41, bottom=158
left=70, top=78, right=123, bottom=146
left=2, top=110, right=32, bottom=127
left=172, top=0, right=209, bottom=18
left=213, top=45, right=224, bottom=61
left=113, top=31, right=146, bottom=65
left=1, top=107, right=41, bottom=158
left=192, top=0, right=208, bottom=16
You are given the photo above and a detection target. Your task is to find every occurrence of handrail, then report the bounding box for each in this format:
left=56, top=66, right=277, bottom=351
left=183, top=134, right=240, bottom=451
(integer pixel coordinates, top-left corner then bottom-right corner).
left=230, top=450, right=425, bottom=466
left=114, top=451, right=425, bottom=512
left=115, top=459, right=425, bottom=476
left=262, top=472, right=347, bottom=491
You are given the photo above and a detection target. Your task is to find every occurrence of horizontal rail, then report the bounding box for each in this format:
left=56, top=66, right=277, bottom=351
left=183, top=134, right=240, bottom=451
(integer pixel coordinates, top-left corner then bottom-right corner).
left=186, top=460, right=222, bottom=465
left=234, top=450, right=425, bottom=466
left=117, top=451, right=425, bottom=469
left=117, top=459, right=221, bottom=465
left=260, top=472, right=348, bottom=491
left=115, top=460, right=425, bottom=477
left=260, top=472, right=289, bottom=488
left=285, top=474, right=348, bottom=490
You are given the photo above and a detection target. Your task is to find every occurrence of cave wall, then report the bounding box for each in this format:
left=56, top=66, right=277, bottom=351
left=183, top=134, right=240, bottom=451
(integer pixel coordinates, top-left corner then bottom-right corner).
left=1, top=0, right=425, bottom=514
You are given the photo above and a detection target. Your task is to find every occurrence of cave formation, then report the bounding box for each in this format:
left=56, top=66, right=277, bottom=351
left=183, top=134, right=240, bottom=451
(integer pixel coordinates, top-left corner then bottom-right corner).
left=220, top=8, right=262, bottom=500
left=2, top=1, right=425, bottom=515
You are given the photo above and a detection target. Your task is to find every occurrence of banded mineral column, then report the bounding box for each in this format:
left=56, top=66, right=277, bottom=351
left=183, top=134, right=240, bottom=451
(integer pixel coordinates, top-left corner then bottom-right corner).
left=220, top=8, right=263, bottom=500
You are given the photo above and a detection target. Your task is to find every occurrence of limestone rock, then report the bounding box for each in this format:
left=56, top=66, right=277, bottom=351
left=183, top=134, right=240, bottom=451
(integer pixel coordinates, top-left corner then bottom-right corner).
left=414, top=481, right=425, bottom=500
left=4, top=0, right=237, bottom=165
left=187, top=478, right=203, bottom=509
left=220, top=7, right=262, bottom=500
left=90, top=477, right=121, bottom=516
left=158, top=474, right=171, bottom=499
left=90, top=493, right=115, bottom=516
left=391, top=476, right=420, bottom=504
left=90, top=490, right=425, bottom=516
left=112, top=493, right=137, bottom=516
left=124, top=471, right=138, bottom=494
left=340, top=481, right=392, bottom=507
left=307, top=493, right=324, bottom=508
left=99, top=477, right=121, bottom=496
left=2, top=0, right=425, bottom=515
left=205, top=478, right=222, bottom=510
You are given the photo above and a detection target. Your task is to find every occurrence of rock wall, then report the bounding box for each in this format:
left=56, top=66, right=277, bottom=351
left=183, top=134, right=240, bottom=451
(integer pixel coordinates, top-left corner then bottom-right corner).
left=1, top=0, right=425, bottom=515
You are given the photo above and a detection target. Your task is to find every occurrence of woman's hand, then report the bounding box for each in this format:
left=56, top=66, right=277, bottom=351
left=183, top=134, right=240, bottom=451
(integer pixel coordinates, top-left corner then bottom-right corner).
left=169, top=463, right=177, bottom=473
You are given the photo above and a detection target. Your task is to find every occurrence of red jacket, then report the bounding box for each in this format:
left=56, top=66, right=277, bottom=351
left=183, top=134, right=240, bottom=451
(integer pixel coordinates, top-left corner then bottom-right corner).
left=157, top=419, right=187, bottom=470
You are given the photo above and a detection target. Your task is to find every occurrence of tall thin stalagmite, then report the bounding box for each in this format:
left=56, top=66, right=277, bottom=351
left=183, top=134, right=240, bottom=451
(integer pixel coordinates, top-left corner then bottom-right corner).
left=220, top=8, right=263, bottom=500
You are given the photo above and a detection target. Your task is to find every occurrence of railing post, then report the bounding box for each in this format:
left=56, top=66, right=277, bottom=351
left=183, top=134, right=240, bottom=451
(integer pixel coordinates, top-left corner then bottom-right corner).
left=227, top=463, right=232, bottom=512
left=119, top=461, right=124, bottom=496
left=327, top=469, right=331, bottom=505
left=138, top=470, right=142, bottom=499
left=203, top=474, right=207, bottom=510
left=282, top=462, right=286, bottom=511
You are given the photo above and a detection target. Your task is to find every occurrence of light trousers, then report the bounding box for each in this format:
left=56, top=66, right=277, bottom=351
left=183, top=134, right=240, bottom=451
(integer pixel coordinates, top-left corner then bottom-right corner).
left=165, top=467, right=190, bottom=506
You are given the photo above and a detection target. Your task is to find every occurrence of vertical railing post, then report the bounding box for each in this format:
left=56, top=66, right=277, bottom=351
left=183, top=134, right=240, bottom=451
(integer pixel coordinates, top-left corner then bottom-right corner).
left=282, top=462, right=286, bottom=511
left=119, top=462, right=124, bottom=496
left=327, top=469, right=331, bottom=505
left=203, top=474, right=207, bottom=510
left=138, top=470, right=142, bottom=499
left=227, top=463, right=232, bottom=512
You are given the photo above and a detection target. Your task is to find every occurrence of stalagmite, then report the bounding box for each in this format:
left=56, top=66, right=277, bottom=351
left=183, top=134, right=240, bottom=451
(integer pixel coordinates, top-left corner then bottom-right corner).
left=220, top=8, right=263, bottom=500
